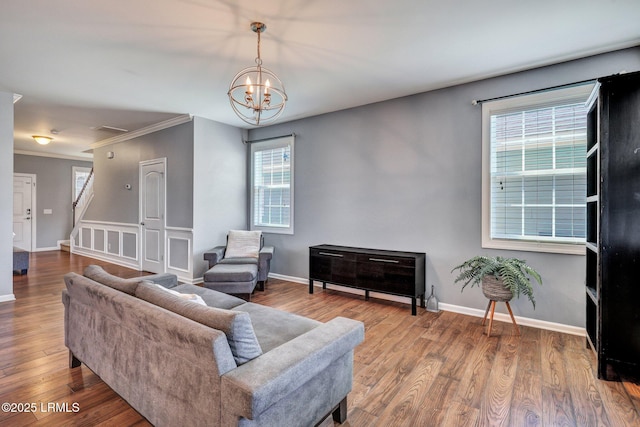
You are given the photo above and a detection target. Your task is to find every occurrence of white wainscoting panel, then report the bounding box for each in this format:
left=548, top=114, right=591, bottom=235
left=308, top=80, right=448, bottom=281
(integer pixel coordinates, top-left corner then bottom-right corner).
left=72, top=221, right=140, bottom=269
left=72, top=222, right=195, bottom=281
left=166, top=227, right=193, bottom=283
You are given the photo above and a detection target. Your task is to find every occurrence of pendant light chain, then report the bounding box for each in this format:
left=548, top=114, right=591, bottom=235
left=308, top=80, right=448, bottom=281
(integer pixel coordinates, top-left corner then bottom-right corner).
left=255, top=28, right=263, bottom=66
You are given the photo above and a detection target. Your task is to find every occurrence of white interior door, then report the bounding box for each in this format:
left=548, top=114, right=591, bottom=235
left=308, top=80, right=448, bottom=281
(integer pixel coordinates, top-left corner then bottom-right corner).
left=140, top=159, right=166, bottom=273
left=13, top=174, right=35, bottom=251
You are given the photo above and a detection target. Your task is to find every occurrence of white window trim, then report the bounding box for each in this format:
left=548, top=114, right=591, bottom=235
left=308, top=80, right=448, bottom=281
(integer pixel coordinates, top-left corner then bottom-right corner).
left=249, top=135, right=294, bottom=235
left=481, top=84, right=594, bottom=255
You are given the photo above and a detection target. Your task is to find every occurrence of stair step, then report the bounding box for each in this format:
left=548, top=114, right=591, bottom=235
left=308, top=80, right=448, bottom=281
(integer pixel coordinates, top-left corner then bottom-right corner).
left=60, top=241, right=71, bottom=252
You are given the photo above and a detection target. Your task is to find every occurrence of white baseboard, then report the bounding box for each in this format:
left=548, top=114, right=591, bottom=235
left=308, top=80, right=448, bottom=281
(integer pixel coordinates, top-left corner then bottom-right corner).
left=71, top=247, right=140, bottom=270
left=178, top=276, right=203, bottom=286
left=33, top=246, right=60, bottom=252
left=269, top=272, right=308, bottom=285
left=269, top=273, right=586, bottom=337
left=0, top=294, right=16, bottom=303
left=437, top=302, right=586, bottom=337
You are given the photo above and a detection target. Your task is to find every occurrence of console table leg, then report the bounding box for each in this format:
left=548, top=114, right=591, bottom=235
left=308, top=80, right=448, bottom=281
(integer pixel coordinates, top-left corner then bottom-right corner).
left=411, top=297, right=417, bottom=316
left=365, top=290, right=370, bottom=301
left=309, top=280, right=314, bottom=294
left=322, top=282, right=326, bottom=290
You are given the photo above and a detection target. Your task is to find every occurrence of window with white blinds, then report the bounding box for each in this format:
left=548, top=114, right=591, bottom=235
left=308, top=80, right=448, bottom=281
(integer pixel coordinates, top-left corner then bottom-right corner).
left=481, top=84, right=593, bottom=254
left=250, top=135, right=294, bottom=234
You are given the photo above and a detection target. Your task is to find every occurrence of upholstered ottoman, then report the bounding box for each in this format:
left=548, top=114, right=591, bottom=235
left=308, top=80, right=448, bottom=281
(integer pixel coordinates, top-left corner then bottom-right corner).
left=13, top=247, right=29, bottom=274
left=203, top=262, right=258, bottom=300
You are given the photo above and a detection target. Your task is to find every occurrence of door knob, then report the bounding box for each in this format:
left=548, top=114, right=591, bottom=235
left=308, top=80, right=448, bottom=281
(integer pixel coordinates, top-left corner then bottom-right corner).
left=140, top=222, right=145, bottom=226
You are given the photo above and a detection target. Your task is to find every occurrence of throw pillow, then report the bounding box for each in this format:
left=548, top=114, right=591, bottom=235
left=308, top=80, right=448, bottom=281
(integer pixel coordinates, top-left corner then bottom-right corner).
left=135, top=282, right=262, bottom=365
left=153, top=284, right=206, bottom=305
left=224, top=230, right=262, bottom=259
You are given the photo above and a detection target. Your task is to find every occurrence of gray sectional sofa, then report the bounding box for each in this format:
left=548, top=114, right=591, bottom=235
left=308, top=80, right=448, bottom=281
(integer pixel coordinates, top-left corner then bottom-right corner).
left=62, top=266, right=364, bottom=427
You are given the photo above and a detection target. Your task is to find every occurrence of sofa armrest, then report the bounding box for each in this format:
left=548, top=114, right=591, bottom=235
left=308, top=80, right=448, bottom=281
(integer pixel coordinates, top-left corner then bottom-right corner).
left=143, top=273, right=179, bottom=288
left=257, top=246, right=274, bottom=282
left=259, top=246, right=274, bottom=261
left=204, top=246, right=226, bottom=268
left=220, top=316, right=364, bottom=420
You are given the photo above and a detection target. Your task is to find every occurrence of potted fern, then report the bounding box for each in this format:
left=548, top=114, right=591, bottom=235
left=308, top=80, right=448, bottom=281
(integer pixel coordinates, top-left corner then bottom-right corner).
left=451, top=256, right=542, bottom=308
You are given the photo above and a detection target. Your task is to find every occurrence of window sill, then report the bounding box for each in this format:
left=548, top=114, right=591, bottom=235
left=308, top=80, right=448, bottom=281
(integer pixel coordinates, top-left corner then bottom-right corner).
left=482, top=237, right=585, bottom=255
left=251, top=225, right=294, bottom=235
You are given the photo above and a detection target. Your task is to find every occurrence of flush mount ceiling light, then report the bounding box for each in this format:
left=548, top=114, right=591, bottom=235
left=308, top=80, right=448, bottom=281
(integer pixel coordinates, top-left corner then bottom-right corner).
left=32, top=135, right=53, bottom=145
left=227, top=22, right=288, bottom=126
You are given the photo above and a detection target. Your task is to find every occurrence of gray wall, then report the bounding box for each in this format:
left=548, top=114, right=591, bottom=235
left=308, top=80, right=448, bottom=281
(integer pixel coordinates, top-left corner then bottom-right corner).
left=84, top=117, right=246, bottom=280
left=14, top=154, right=93, bottom=249
left=248, top=47, right=640, bottom=328
left=192, top=117, right=246, bottom=277
left=85, top=121, right=194, bottom=228
left=1, top=92, right=14, bottom=299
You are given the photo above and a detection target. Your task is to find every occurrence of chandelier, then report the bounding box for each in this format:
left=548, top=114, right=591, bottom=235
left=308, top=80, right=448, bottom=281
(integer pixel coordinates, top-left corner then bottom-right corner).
left=228, top=22, right=288, bottom=126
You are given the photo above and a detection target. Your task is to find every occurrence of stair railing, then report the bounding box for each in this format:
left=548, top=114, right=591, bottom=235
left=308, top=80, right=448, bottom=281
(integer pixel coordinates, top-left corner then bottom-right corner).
left=70, top=168, right=94, bottom=249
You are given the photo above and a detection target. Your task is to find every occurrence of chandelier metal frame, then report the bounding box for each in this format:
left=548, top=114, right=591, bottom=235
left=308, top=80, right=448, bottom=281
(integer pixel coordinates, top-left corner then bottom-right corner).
left=227, top=22, right=288, bottom=126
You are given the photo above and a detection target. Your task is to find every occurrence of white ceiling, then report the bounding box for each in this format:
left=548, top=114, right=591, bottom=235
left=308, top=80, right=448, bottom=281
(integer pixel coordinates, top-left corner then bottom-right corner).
left=3, top=0, right=640, bottom=160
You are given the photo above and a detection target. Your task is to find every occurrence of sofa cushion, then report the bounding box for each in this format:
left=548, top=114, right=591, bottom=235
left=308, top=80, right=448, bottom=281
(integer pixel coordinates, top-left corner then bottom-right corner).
left=219, top=257, right=259, bottom=266
left=136, top=282, right=262, bottom=365
left=233, top=302, right=321, bottom=353
left=224, top=230, right=261, bottom=259
left=83, top=265, right=144, bottom=295
left=172, top=284, right=246, bottom=309
left=204, top=263, right=258, bottom=283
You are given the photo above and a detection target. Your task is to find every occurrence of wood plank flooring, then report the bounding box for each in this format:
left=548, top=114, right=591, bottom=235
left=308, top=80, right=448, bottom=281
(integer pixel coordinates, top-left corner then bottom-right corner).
left=1, top=250, right=639, bottom=426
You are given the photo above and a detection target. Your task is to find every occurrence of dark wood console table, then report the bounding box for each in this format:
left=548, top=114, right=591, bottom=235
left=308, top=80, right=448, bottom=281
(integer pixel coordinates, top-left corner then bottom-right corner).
left=309, top=245, right=426, bottom=315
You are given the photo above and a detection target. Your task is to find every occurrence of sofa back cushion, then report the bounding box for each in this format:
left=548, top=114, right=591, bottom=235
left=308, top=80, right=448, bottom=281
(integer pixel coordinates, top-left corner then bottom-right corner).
left=224, top=230, right=262, bottom=259
left=83, top=265, right=143, bottom=295
left=136, top=282, right=262, bottom=365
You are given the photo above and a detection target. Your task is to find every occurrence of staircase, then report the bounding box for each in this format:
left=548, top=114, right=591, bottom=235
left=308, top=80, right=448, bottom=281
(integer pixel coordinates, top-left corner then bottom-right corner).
left=69, top=168, right=94, bottom=250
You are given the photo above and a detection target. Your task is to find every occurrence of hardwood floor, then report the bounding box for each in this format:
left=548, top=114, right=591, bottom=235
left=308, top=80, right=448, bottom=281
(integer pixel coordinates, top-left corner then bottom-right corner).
left=2, top=251, right=639, bottom=426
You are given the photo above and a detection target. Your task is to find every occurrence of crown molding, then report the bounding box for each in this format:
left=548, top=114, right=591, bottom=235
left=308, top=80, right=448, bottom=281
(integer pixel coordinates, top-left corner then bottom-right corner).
left=13, top=93, right=22, bottom=103
left=14, top=149, right=93, bottom=162
left=90, top=114, right=193, bottom=150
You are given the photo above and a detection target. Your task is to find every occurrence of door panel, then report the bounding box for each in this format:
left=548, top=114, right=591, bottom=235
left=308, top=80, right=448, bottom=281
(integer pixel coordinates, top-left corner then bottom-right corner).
left=144, top=229, right=161, bottom=263
left=140, top=160, right=166, bottom=273
left=13, top=175, right=33, bottom=251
